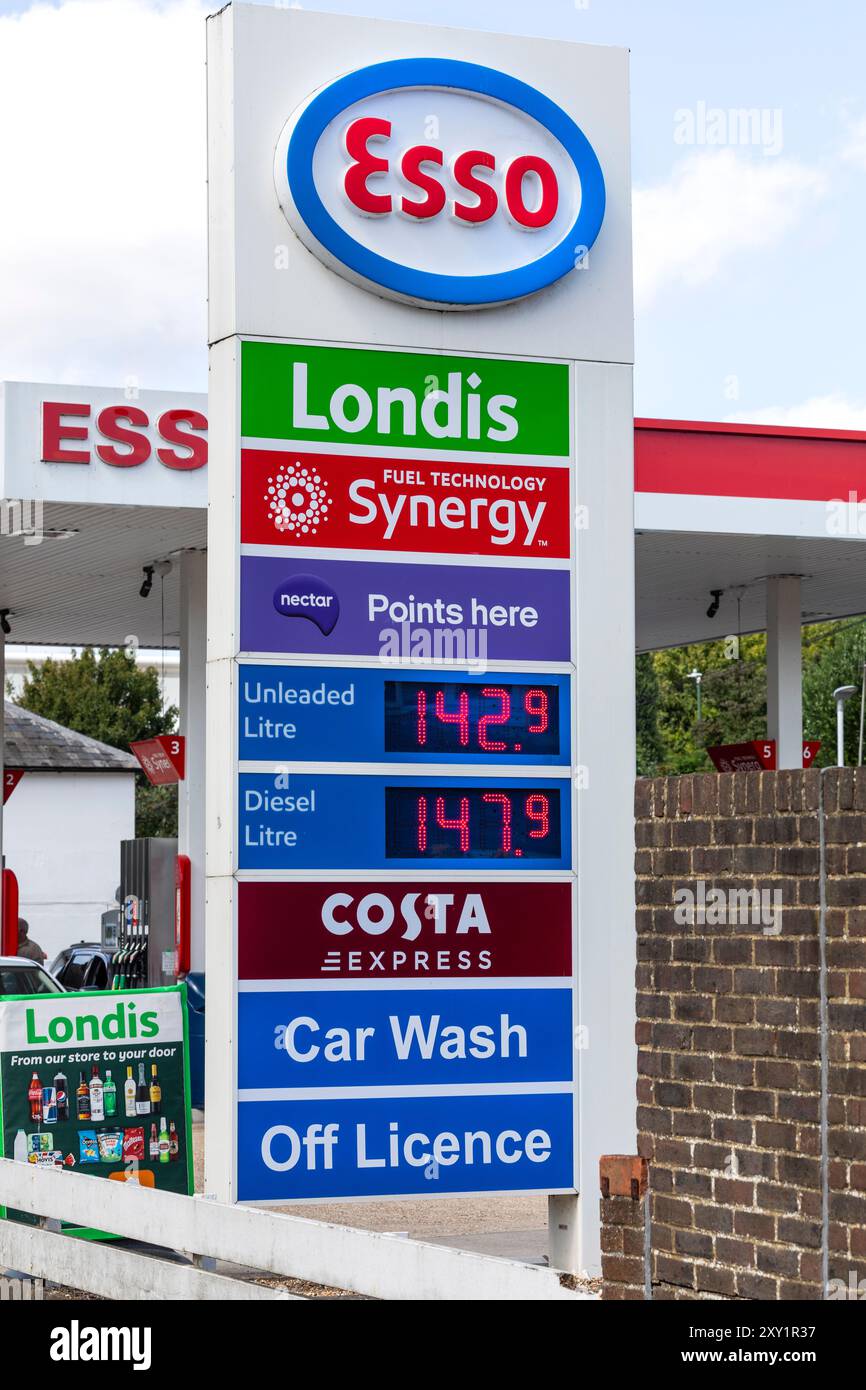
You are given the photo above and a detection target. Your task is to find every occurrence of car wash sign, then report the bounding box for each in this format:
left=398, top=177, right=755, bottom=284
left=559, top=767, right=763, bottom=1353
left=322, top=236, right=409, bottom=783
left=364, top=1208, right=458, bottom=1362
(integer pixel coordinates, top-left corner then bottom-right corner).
left=274, top=58, right=605, bottom=308
left=207, top=5, right=634, bottom=1217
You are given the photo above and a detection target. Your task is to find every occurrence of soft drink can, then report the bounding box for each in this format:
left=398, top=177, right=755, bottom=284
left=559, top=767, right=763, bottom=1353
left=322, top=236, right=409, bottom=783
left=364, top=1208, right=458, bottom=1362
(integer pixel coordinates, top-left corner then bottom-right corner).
left=41, top=1086, right=57, bottom=1124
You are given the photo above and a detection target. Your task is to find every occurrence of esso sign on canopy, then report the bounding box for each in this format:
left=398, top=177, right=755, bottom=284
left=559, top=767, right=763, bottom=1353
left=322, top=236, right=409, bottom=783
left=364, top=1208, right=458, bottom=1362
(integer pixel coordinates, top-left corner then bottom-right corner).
left=274, top=58, right=606, bottom=309
left=41, top=400, right=207, bottom=471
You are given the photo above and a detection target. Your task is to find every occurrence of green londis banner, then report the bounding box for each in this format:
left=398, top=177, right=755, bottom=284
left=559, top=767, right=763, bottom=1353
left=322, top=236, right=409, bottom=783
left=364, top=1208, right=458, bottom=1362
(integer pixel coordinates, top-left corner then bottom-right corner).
left=241, top=340, right=570, bottom=457
left=0, top=985, right=193, bottom=1229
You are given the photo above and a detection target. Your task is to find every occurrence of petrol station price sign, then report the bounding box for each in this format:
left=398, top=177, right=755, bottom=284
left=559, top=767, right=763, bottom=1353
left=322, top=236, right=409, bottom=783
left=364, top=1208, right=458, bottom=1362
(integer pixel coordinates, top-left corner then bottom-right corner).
left=232, top=347, right=576, bottom=1202
left=232, top=337, right=577, bottom=1198
left=207, top=6, right=634, bottom=1221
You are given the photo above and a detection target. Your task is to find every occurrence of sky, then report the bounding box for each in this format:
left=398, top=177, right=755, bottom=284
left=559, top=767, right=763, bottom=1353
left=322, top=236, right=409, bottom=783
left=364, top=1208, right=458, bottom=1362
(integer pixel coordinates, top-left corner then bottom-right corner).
left=0, top=0, right=864, bottom=424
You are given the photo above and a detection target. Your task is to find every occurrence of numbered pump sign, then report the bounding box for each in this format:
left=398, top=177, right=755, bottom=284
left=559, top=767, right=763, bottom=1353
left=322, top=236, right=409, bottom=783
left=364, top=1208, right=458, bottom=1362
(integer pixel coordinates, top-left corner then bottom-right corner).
left=0, top=987, right=193, bottom=1234
left=207, top=5, right=634, bottom=1241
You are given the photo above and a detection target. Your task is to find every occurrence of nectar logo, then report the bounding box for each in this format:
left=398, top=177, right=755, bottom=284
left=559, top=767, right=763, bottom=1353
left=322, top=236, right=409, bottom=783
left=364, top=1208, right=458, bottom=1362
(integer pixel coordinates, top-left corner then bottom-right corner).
left=272, top=574, right=340, bottom=635
left=266, top=464, right=332, bottom=537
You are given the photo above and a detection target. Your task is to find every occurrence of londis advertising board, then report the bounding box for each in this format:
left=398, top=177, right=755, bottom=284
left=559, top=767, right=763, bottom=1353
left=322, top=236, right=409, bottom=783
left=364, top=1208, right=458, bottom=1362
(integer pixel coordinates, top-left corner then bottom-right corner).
left=0, top=986, right=193, bottom=1232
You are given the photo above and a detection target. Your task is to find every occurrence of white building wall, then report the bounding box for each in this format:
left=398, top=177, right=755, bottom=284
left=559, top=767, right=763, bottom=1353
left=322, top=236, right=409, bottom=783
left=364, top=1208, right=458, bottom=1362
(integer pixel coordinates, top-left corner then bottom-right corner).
left=3, top=770, right=136, bottom=966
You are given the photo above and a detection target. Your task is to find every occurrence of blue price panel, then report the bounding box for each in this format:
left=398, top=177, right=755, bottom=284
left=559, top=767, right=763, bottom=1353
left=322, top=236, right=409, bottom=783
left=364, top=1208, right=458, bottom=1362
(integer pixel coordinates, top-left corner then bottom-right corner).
left=237, top=771, right=572, bottom=871
left=238, top=663, right=571, bottom=766
left=238, top=988, right=573, bottom=1089
left=237, top=1092, right=575, bottom=1201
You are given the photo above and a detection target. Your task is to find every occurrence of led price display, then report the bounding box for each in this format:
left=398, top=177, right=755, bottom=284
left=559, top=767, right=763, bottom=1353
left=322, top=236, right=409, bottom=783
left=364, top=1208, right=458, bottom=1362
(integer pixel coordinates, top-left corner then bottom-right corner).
left=385, top=786, right=561, bottom=860
left=384, top=681, right=560, bottom=757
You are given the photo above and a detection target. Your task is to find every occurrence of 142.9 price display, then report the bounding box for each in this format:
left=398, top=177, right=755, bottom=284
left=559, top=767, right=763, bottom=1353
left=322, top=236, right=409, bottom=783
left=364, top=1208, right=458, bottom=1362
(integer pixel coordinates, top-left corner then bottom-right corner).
left=385, top=680, right=560, bottom=757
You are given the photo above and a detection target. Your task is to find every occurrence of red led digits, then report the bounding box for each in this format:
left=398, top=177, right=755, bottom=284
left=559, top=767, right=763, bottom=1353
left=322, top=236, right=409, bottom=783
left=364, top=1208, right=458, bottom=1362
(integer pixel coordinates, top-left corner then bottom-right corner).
left=478, top=687, right=511, bottom=751
left=435, top=795, right=471, bottom=852
left=524, top=688, right=549, bottom=734
left=388, top=680, right=558, bottom=756
left=416, top=689, right=427, bottom=746
left=482, top=792, right=513, bottom=853
left=434, top=688, right=470, bottom=746
left=526, top=794, right=550, bottom=839
left=391, top=786, right=558, bottom=859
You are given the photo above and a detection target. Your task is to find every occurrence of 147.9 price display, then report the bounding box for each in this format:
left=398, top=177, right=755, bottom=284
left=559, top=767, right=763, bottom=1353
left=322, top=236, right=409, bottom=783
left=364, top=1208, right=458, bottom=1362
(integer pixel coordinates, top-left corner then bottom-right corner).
left=385, top=786, right=561, bottom=860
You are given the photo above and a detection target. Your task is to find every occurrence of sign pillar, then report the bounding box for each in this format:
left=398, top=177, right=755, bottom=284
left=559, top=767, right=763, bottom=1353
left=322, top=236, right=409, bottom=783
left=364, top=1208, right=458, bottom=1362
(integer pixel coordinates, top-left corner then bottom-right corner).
left=178, top=549, right=207, bottom=973
left=206, top=3, right=633, bottom=1275
left=767, top=575, right=803, bottom=771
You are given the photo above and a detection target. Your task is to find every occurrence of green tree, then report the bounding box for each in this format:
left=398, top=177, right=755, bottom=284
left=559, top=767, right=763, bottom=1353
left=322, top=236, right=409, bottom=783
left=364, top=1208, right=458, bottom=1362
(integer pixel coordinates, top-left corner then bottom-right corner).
left=802, top=619, right=866, bottom=766
left=635, top=652, right=664, bottom=776
left=649, top=633, right=767, bottom=773
left=697, top=634, right=767, bottom=749
left=17, top=646, right=179, bottom=836
left=640, top=617, right=866, bottom=775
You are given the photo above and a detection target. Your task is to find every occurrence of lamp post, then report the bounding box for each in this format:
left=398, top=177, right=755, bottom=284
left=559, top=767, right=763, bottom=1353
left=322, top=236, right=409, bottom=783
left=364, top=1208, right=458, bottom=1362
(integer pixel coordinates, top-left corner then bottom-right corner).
left=687, top=668, right=703, bottom=724
left=833, top=685, right=858, bottom=767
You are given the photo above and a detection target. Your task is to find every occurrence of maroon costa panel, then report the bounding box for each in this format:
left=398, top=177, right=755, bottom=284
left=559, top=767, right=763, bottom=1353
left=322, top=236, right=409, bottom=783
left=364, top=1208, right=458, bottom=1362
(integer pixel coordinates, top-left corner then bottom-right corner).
left=238, top=880, right=572, bottom=980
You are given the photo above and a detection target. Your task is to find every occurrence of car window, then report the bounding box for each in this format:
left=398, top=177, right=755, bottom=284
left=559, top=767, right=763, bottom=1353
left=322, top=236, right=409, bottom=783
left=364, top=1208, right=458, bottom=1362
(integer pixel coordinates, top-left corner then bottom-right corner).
left=59, top=952, right=93, bottom=991
left=0, top=966, right=62, bottom=996
left=82, top=956, right=108, bottom=990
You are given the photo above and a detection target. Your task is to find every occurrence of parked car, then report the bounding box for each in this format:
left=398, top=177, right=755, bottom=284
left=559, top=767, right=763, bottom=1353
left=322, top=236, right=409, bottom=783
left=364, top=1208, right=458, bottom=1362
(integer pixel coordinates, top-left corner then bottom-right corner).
left=0, top=956, right=65, bottom=996
left=49, top=942, right=114, bottom=992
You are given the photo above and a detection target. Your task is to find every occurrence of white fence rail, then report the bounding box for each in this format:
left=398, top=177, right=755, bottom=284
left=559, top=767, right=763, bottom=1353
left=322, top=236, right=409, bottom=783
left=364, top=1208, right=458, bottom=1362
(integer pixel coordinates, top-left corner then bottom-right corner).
left=0, top=1159, right=592, bottom=1301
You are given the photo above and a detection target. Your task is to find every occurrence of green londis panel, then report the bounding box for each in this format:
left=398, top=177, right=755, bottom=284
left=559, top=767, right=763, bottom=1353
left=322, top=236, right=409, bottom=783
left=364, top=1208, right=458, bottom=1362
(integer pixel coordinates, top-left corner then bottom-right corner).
left=241, top=340, right=570, bottom=457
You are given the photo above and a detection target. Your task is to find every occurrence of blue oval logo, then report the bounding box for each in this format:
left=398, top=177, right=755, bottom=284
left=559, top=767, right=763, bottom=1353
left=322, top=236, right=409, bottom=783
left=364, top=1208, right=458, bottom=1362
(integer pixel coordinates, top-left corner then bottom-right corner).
left=274, top=58, right=606, bottom=310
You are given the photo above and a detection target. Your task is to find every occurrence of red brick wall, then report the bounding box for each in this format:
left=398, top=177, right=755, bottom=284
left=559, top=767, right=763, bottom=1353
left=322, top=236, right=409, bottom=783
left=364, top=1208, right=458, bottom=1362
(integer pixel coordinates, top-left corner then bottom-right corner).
left=602, top=768, right=866, bottom=1301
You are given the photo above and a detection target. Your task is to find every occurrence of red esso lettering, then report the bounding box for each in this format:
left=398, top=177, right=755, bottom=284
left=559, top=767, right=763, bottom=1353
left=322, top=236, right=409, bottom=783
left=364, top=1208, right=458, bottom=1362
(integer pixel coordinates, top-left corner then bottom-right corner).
left=45, top=405, right=208, bottom=470
left=96, top=405, right=151, bottom=467
left=343, top=116, right=391, bottom=215
left=503, top=155, right=559, bottom=229
left=342, top=116, right=559, bottom=228
left=157, top=409, right=208, bottom=471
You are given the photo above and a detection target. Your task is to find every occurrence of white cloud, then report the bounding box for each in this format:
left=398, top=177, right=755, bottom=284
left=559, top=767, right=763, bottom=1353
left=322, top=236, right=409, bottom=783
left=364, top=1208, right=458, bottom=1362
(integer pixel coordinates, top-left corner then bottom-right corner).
left=633, top=148, right=826, bottom=312
left=0, top=0, right=209, bottom=389
left=840, top=114, right=866, bottom=170
left=725, top=394, right=866, bottom=431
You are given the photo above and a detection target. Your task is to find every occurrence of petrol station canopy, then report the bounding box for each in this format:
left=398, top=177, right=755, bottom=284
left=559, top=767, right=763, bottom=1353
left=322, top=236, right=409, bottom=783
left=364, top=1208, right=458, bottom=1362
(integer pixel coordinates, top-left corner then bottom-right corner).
left=1, top=380, right=864, bottom=653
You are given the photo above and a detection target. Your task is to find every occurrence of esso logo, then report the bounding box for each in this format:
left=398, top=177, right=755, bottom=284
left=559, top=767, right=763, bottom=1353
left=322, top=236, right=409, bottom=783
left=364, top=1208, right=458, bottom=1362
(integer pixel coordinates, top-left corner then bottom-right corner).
left=274, top=58, right=605, bottom=310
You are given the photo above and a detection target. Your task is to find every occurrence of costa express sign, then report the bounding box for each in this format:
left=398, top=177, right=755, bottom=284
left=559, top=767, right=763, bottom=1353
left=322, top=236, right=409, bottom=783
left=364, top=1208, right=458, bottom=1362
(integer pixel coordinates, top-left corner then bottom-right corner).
left=238, top=880, right=572, bottom=980
left=274, top=58, right=606, bottom=308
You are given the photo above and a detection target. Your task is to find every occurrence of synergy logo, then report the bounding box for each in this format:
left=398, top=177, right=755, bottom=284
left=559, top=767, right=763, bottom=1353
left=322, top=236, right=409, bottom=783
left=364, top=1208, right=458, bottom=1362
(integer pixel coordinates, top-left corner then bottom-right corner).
left=244, top=450, right=570, bottom=558
left=265, top=463, right=332, bottom=537
left=273, top=58, right=605, bottom=308
left=272, top=574, right=340, bottom=634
